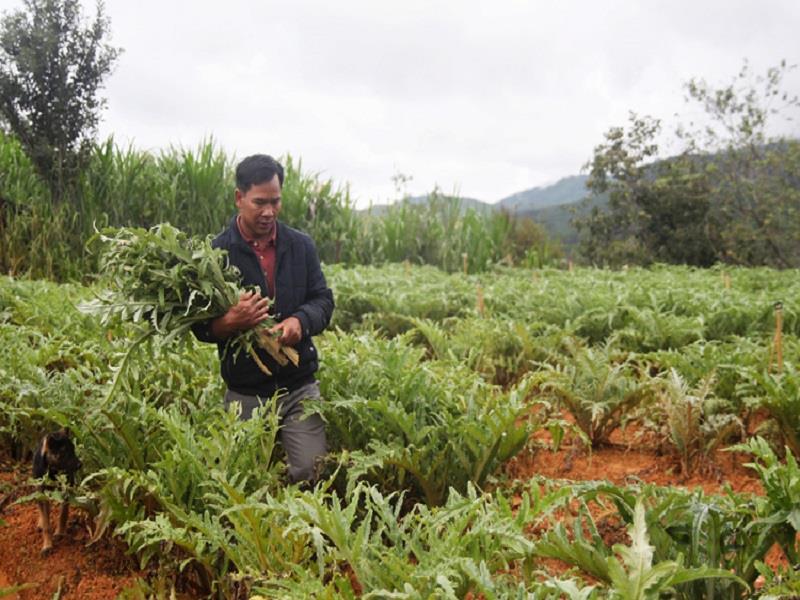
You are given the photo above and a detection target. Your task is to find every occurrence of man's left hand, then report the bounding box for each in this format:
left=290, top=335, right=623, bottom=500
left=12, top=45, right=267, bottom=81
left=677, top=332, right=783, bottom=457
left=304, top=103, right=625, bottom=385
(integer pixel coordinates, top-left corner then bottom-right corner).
left=269, top=316, right=302, bottom=346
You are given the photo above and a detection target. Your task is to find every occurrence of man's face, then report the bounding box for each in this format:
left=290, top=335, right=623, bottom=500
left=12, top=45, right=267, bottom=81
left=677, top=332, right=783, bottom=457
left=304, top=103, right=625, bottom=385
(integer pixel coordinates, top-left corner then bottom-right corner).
left=235, top=174, right=282, bottom=238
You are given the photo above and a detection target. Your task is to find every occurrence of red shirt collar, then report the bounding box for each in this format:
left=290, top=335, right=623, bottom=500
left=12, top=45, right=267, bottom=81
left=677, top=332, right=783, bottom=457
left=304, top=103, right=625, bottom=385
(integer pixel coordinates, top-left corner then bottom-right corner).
left=236, top=215, right=277, bottom=246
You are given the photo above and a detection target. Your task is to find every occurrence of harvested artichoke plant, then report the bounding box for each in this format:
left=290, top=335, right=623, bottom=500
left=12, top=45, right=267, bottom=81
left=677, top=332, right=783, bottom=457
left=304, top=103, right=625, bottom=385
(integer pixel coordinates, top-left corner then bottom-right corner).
left=85, top=223, right=298, bottom=374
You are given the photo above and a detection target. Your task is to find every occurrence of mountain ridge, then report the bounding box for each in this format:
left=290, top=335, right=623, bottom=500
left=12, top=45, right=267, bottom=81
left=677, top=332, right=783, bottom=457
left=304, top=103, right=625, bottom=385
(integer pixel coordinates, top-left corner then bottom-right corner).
left=362, top=174, right=591, bottom=215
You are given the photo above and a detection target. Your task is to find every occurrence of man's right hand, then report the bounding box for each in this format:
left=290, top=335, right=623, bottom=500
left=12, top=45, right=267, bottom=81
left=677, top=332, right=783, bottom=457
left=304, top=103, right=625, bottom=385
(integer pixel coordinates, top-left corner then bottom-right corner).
left=210, top=290, right=270, bottom=339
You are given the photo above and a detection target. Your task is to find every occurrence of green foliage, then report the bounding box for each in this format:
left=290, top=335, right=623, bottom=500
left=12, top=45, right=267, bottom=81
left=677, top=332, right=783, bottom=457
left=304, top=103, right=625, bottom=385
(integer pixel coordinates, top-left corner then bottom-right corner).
left=0, top=133, right=559, bottom=278
left=405, top=315, right=557, bottom=386
left=576, top=61, right=800, bottom=268
left=682, top=61, right=800, bottom=268
left=74, top=136, right=235, bottom=239
left=327, top=263, right=475, bottom=331
left=733, top=437, right=800, bottom=565
left=536, top=342, right=652, bottom=446
left=316, top=331, right=537, bottom=505
left=739, top=365, right=800, bottom=457
left=256, top=483, right=547, bottom=598
left=0, top=131, right=86, bottom=277
left=0, top=0, right=121, bottom=203
left=576, top=113, right=717, bottom=267
left=753, top=561, right=800, bottom=598
left=537, top=497, right=744, bottom=599
left=84, top=224, right=302, bottom=390
left=2, top=265, right=800, bottom=596
left=278, top=155, right=360, bottom=264
left=328, top=263, right=800, bottom=342
left=359, top=190, right=545, bottom=273
left=649, top=369, right=743, bottom=475
left=86, top=224, right=241, bottom=332
left=94, top=403, right=292, bottom=595
left=540, top=481, right=767, bottom=597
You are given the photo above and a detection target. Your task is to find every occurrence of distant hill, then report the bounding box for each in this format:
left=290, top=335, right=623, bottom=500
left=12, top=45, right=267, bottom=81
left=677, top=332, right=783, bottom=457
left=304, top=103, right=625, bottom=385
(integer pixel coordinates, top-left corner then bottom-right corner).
left=520, top=193, right=607, bottom=245
left=359, top=174, right=598, bottom=245
left=496, top=175, right=596, bottom=245
left=497, top=175, right=590, bottom=212
left=363, top=175, right=591, bottom=216
left=361, top=194, right=491, bottom=216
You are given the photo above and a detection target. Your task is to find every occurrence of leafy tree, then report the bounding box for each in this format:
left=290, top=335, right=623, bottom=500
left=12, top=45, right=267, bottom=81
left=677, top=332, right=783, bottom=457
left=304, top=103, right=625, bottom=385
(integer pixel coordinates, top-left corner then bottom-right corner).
left=681, top=61, right=800, bottom=267
left=576, top=113, right=658, bottom=265
left=506, top=214, right=563, bottom=268
left=0, top=0, right=121, bottom=204
left=576, top=61, right=800, bottom=268
left=576, top=114, right=715, bottom=267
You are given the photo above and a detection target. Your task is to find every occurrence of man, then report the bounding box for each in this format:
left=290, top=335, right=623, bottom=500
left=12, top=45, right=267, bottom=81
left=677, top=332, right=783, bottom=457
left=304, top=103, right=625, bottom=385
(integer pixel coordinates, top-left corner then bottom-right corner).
left=192, top=154, right=334, bottom=484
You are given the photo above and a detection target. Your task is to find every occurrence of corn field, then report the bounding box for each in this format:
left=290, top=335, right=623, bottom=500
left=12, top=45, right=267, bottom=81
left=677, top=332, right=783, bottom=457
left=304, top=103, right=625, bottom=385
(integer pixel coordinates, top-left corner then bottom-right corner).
left=2, top=262, right=800, bottom=598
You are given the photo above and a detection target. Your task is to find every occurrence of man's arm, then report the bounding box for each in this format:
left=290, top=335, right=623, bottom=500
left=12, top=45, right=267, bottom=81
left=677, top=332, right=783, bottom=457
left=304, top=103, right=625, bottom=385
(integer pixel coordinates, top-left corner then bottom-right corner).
left=291, top=238, right=334, bottom=339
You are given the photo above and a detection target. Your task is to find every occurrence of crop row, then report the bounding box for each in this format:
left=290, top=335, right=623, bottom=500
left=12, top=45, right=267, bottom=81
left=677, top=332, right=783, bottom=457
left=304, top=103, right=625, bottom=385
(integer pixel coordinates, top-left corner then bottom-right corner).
left=1, top=265, right=799, bottom=597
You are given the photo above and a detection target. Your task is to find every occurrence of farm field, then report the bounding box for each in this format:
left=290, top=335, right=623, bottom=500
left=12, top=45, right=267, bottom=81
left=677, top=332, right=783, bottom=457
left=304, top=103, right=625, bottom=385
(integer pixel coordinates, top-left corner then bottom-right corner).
left=1, top=263, right=799, bottom=599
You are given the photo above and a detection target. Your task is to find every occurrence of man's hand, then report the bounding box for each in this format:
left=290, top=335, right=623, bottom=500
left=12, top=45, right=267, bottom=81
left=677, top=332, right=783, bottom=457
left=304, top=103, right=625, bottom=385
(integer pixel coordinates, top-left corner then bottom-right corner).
left=211, top=291, right=270, bottom=339
left=269, top=316, right=302, bottom=346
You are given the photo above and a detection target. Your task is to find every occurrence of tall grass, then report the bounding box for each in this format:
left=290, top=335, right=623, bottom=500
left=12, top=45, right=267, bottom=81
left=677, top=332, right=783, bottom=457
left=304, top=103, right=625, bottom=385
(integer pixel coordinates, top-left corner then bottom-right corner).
left=359, top=191, right=528, bottom=272
left=0, top=132, right=559, bottom=280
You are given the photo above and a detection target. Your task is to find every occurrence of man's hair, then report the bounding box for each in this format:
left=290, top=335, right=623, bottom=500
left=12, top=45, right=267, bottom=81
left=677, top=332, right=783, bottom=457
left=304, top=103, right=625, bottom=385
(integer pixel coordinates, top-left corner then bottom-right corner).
left=235, top=154, right=284, bottom=192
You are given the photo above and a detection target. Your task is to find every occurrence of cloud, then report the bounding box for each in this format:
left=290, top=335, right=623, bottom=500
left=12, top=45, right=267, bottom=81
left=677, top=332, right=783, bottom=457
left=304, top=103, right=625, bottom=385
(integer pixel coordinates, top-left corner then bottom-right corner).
left=29, top=0, right=794, bottom=206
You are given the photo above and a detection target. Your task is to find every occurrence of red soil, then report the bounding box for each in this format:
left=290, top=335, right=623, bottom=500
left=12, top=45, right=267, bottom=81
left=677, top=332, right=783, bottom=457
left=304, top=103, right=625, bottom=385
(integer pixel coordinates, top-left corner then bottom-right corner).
left=0, top=463, right=140, bottom=600
left=507, top=441, right=763, bottom=496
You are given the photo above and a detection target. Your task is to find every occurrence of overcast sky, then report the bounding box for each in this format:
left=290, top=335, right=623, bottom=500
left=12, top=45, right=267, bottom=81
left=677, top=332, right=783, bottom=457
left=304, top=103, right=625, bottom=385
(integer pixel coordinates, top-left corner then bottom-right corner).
left=3, top=0, right=798, bottom=207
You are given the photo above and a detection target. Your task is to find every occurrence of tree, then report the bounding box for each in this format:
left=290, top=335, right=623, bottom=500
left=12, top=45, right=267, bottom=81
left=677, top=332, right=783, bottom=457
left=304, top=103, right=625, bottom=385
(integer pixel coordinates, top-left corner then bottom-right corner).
left=681, top=61, right=800, bottom=268
left=576, top=61, right=800, bottom=268
left=0, top=0, right=121, bottom=203
left=575, top=114, right=716, bottom=267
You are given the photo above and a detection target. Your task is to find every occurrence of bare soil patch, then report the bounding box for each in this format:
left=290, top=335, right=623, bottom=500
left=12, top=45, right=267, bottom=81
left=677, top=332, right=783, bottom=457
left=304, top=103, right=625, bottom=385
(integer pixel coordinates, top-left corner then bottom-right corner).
left=0, top=461, right=140, bottom=600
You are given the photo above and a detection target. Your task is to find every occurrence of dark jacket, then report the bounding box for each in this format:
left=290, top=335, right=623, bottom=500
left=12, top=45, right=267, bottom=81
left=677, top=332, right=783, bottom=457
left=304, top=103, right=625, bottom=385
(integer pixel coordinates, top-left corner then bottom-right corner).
left=192, top=217, right=334, bottom=396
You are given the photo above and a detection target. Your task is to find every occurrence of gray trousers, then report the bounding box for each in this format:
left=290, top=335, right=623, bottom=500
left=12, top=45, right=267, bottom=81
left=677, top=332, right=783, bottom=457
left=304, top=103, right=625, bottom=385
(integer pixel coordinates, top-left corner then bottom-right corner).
left=224, top=381, right=327, bottom=484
